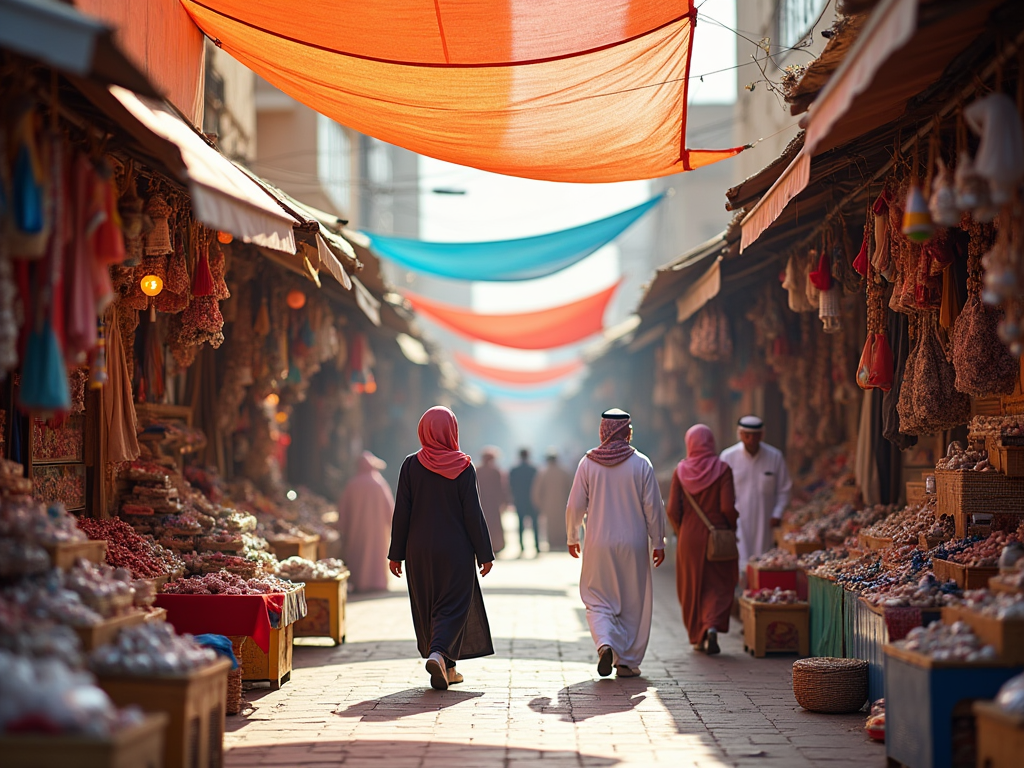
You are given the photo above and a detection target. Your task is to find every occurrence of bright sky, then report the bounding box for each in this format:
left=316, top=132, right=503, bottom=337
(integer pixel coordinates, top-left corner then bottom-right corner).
left=415, top=0, right=738, bottom=384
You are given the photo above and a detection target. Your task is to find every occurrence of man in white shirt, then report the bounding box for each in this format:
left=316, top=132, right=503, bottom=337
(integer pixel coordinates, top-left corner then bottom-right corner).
left=720, top=415, right=792, bottom=570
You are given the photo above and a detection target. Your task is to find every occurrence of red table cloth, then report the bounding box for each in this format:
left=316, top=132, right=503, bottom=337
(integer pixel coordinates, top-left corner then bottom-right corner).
left=155, top=588, right=306, bottom=653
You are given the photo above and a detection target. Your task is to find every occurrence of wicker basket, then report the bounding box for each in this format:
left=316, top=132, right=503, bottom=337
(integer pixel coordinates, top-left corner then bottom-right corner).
left=792, top=657, right=868, bottom=713
left=226, top=637, right=245, bottom=716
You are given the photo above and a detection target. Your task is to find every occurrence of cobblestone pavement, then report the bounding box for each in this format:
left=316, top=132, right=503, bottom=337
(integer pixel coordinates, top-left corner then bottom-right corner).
left=226, top=538, right=882, bottom=767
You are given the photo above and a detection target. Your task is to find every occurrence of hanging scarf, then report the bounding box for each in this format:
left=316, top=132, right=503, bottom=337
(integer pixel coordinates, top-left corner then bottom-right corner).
left=586, top=415, right=636, bottom=467
left=676, top=424, right=728, bottom=493
left=416, top=406, right=472, bottom=480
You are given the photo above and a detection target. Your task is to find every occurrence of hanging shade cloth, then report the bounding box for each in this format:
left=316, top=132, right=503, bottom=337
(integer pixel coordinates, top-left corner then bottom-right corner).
left=470, top=379, right=570, bottom=401
left=367, top=196, right=663, bottom=281
left=454, top=352, right=583, bottom=385
left=179, top=1, right=744, bottom=183
left=405, top=282, right=619, bottom=350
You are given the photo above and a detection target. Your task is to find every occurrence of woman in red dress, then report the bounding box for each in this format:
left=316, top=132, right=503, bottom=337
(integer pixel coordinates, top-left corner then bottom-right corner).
left=666, top=424, right=739, bottom=655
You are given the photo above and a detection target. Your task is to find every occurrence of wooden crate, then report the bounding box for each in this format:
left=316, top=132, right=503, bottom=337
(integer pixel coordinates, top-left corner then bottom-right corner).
left=780, top=538, right=822, bottom=556
left=858, top=533, right=893, bottom=551
left=738, top=597, right=809, bottom=658
left=43, top=539, right=107, bottom=571
left=988, top=575, right=1024, bottom=595
left=988, top=443, right=1024, bottom=477
left=942, top=604, right=1024, bottom=664
left=74, top=609, right=153, bottom=652
left=935, top=469, right=1024, bottom=537
left=1, top=712, right=167, bottom=768
left=974, top=700, right=1024, bottom=768
left=268, top=535, right=319, bottom=561
left=294, top=574, right=349, bottom=645
left=98, top=658, right=230, bottom=768
left=906, top=481, right=927, bottom=505
left=231, top=623, right=293, bottom=689
left=918, top=533, right=950, bottom=551
left=931, top=558, right=1000, bottom=590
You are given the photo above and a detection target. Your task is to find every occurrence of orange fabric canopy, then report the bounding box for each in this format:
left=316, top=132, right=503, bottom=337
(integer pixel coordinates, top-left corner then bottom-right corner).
left=180, top=1, right=743, bottom=182
left=405, top=283, right=619, bottom=349
left=454, top=353, right=583, bottom=385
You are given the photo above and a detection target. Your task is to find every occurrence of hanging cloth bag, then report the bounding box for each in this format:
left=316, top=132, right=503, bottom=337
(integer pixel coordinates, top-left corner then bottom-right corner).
left=683, top=486, right=738, bottom=562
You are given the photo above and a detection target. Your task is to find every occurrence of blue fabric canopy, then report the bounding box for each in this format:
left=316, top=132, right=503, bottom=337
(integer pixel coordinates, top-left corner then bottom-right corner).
left=468, top=378, right=573, bottom=401
left=365, top=195, right=664, bottom=281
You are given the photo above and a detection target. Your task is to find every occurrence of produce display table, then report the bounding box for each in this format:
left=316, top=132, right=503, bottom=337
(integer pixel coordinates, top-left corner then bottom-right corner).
left=98, top=658, right=231, bottom=768
left=738, top=597, right=808, bottom=657
left=745, top=563, right=808, bottom=600
left=807, top=575, right=844, bottom=657
left=973, top=700, right=1024, bottom=768
left=1, top=712, right=168, bottom=768
left=155, top=587, right=306, bottom=654
left=294, top=573, right=349, bottom=645
left=884, top=644, right=1022, bottom=768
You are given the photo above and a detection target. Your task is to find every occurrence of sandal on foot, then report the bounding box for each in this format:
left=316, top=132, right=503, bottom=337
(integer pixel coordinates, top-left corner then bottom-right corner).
left=615, top=665, right=640, bottom=678
left=447, top=667, right=464, bottom=685
left=426, top=652, right=449, bottom=690
left=706, top=628, right=721, bottom=655
left=597, top=645, right=613, bottom=677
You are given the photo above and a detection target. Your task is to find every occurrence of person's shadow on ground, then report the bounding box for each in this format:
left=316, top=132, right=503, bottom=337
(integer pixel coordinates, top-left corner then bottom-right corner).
left=528, top=678, right=649, bottom=722
left=335, top=688, right=483, bottom=720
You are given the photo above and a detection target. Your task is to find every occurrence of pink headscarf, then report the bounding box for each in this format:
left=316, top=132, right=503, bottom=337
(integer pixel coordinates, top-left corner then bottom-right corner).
left=416, top=406, right=472, bottom=480
left=676, top=424, right=728, bottom=493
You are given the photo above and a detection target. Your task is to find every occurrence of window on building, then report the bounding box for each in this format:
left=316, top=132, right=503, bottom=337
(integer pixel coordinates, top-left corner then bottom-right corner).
left=317, top=115, right=353, bottom=214
left=777, top=0, right=828, bottom=50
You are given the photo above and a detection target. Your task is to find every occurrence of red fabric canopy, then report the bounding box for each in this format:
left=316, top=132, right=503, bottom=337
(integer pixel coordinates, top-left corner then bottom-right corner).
left=454, top=352, right=583, bottom=385
left=405, top=283, right=619, bottom=349
left=179, top=1, right=744, bottom=182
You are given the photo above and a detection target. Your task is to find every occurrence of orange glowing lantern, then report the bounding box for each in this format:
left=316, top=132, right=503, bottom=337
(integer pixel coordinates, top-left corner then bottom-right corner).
left=217, top=231, right=233, bottom=244
left=286, top=289, right=307, bottom=309
left=140, top=274, right=164, bottom=296
left=364, top=377, right=378, bottom=394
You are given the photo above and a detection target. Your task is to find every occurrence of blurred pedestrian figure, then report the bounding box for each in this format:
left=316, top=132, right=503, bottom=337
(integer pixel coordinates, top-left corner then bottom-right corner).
left=668, top=425, right=739, bottom=655
left=388, top=406, right=495, bottom=690
left=509, top=448, right=538, bottom=557
left=477, top=447, right=508, bottom=555
left=567, top=409, right=665, bottom=678
left=720, top=415, right=792, bottom=569
left=337, top=451, right=394, bottom=593
left=532, top=448, right=573, bottom=552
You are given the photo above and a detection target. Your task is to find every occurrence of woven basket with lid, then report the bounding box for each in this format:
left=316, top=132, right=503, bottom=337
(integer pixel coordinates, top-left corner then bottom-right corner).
left=792, top=657, right=868, bottom=713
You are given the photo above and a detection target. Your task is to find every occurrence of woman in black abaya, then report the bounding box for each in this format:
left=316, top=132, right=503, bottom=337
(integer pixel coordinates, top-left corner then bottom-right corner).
left=388, top=406, right=495, bottom=690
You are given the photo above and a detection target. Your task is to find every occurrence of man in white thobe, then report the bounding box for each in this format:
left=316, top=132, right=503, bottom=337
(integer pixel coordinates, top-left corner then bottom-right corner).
left=567, top=409, right=665, bottom=678
left=720, top=415, right=793, bottom=569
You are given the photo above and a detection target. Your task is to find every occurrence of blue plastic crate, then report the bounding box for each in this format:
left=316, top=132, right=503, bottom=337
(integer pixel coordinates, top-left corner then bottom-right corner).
left=884, top=646, right=1022, bottom=768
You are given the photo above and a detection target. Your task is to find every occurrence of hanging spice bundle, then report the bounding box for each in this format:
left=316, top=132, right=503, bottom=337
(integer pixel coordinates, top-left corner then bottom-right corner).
left=143, top=192, right=173, bottom=256
left=155, top=231, right=189, bottom=314
left=688, top=302, right=733, bottom=362
left=951, top=220, right=1018, bottom=395
left=856, top=255, right=893, bottom=391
